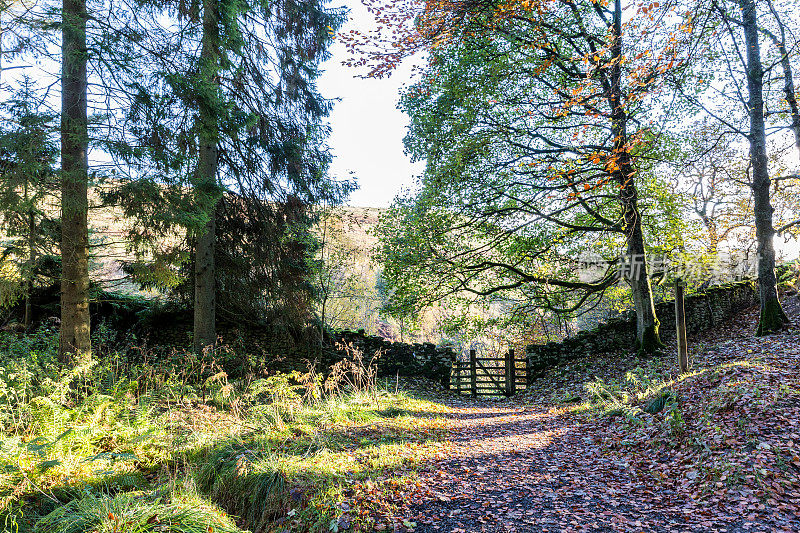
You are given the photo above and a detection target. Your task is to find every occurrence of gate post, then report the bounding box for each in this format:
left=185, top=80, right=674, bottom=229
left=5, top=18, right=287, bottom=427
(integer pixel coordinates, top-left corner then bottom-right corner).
left=675, top=278, right=689, bottom=373
left=454, top=361, right=462, bottom=394
left=525, top=353, right=530, bottom=385
left=470, top=349, right=477, bottom=397
left=505, top=349, right=516, bottom=396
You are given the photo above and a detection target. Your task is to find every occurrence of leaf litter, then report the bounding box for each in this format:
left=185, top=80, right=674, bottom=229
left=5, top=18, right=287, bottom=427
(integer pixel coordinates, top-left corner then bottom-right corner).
left=345, top=298, right=799, bottom=532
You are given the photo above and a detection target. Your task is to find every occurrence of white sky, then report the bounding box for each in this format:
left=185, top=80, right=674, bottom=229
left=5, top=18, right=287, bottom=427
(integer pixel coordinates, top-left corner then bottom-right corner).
left=318, top=1, right=423, bottom=208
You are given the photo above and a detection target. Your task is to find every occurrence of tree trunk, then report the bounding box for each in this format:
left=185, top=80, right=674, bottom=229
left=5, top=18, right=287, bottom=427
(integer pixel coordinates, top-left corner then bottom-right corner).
left=193, top=0, right=220, bottom=354
left=625, top=217, right=662, bottom=353
left=609, top=0, right=662, bottom=354
left=777, top=43, right=800, bottom=154
left=739, top=0, right=789, bottom=335
left=700, top=214, right=720, bottom=255
left=25, top=205, right=35, bottom=330
left=60, top=0, right=91, bottom=362
left=194, top=215, right=216, bottom=352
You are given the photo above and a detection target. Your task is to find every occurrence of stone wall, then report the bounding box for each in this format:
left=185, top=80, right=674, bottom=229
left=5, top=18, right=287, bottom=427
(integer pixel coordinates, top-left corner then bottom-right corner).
left=134, top=305, right=455, bottom=384
left=123, top=280, right=758, bottom=387
left=525, top=280, right=758, bottom=381
left=328, top=329, right=455, bottom=387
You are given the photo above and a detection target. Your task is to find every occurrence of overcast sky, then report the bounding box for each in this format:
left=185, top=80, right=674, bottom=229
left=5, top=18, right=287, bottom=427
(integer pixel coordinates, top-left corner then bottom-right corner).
left=318, top=1, right=423, bottom=208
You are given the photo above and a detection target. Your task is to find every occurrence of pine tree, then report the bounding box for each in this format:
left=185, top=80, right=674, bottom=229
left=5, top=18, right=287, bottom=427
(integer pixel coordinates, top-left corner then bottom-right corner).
left=0, top=80, right=59, bottom=329
left=107, top=0, right=348, bottom=349
left=60, top=0, right=90, bottom=362
left=193, top=0, right=222, bottom=352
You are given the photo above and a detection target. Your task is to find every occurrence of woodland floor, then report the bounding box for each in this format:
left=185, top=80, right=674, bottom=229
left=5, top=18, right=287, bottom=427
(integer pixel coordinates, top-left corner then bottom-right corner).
left=376, top=298, right=800, bottom=533
left=3, top=299, right=799, bottom=532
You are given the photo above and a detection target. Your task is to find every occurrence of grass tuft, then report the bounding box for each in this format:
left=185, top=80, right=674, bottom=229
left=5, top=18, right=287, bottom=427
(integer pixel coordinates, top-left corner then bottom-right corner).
left=34, top=491, right=244, bottom=533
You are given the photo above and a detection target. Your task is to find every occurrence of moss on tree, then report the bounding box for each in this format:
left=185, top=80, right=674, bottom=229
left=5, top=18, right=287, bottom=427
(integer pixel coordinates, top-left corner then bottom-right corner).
left=755, top=297, right=789, bottom=336
left=637, top=321, right=664, bottom=356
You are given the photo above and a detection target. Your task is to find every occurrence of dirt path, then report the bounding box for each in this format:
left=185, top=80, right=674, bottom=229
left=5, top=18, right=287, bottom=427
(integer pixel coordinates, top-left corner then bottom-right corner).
left=393, top=300, right=800, bottom=533
left=404, top=402, right=681, bottom=533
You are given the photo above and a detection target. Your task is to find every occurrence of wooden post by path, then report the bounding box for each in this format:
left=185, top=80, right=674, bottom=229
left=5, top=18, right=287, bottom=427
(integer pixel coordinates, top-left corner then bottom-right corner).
left=470, top=349, right=477, bottom=397
left=505, top=349, right=516, bottom=396
left=675, top=278, right=689, bottom=373
left=454, top=361, right=462, bottom=394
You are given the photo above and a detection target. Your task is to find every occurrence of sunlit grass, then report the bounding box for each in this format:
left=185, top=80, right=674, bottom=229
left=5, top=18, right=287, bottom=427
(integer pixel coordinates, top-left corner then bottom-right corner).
left=0, top=328, right=453, bottom=532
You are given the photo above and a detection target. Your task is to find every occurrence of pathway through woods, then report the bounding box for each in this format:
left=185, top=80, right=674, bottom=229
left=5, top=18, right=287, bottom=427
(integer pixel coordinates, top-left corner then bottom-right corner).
left=405, top=402, right=679, bottom=532
left=390, top=298, right=800, bottom=533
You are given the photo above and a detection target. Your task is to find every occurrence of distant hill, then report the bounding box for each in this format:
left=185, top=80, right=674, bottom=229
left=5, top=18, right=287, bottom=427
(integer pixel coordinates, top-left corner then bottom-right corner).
left=87, top=201, right=410, bottom=340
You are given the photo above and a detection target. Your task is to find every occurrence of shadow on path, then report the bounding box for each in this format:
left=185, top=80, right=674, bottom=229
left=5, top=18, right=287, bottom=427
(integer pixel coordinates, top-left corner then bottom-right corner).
left=405, top=402, right=693, bottom=533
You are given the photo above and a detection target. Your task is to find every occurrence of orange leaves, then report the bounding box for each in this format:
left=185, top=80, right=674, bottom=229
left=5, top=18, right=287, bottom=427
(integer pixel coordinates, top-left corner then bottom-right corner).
left=580, top=151, right=623, bottom=179
left=639, top=0, right=660, bottom=15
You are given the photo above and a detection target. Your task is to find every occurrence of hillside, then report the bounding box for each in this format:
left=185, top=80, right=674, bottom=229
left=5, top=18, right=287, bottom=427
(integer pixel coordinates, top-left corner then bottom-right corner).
left=405, top=299, right=800, bottom=532
left=88, top=200, right=388, bottom=298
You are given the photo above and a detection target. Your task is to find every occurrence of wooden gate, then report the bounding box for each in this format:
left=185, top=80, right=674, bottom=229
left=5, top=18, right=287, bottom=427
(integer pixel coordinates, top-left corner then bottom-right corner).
left=450, top=349, right=529, bottom=397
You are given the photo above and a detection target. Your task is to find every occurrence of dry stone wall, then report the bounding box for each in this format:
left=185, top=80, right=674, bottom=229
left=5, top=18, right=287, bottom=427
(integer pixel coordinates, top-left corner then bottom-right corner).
left=525, top=280, right=758, bottom=381
left=328, top=329, right=456, bottom=387
left=124, top=280, right=758, bottom=387
left=135, top=309, right=456, bottom=384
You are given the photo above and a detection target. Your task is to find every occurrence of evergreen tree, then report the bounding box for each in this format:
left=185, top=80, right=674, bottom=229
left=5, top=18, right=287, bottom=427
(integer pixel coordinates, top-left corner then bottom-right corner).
left=59, top=0, right=90, bottom=362
left=107, top=0, right=348, bottom=349
left=0, top=80, right=59, bottom=329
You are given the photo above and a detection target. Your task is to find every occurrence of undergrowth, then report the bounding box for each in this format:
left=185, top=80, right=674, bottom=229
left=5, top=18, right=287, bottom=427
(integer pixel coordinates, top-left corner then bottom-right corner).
left=577, top=359, right=680, bottom=421
left=0, top=328, right=450, bottom=532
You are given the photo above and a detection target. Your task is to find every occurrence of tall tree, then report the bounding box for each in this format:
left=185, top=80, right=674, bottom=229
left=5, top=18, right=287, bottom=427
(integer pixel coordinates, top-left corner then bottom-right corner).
left=60, top=0, right=90, bottom=362
left=0, top=80, right=59, bottom=329
left=607, top=0, right=662, bottom=351
left=106, top=0, right=347, bottom=348
left=737, top=0, right=789, bottom=334
left=374, top=0, right=690, bottom=353
left=680, top=0, right=798, bottom=334
left=193, top=0, right=222, bottom=353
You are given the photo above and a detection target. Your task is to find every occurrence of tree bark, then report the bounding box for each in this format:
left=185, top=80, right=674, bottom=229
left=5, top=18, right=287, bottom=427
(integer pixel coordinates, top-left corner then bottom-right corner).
left=610, top=0, right=662, bottom=353
left=738, top=0, right=789, bottom=335
left=625, top=212, right=662, bottom=353
left=60, top=0, right=91, bottom=362
left=776, top=41, right=800, bottom=154
left=193, top=0, right=220, bottom=354
left=194, top=214, right=216, bottom=352
left=25, top=204, right=35, bottom=330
